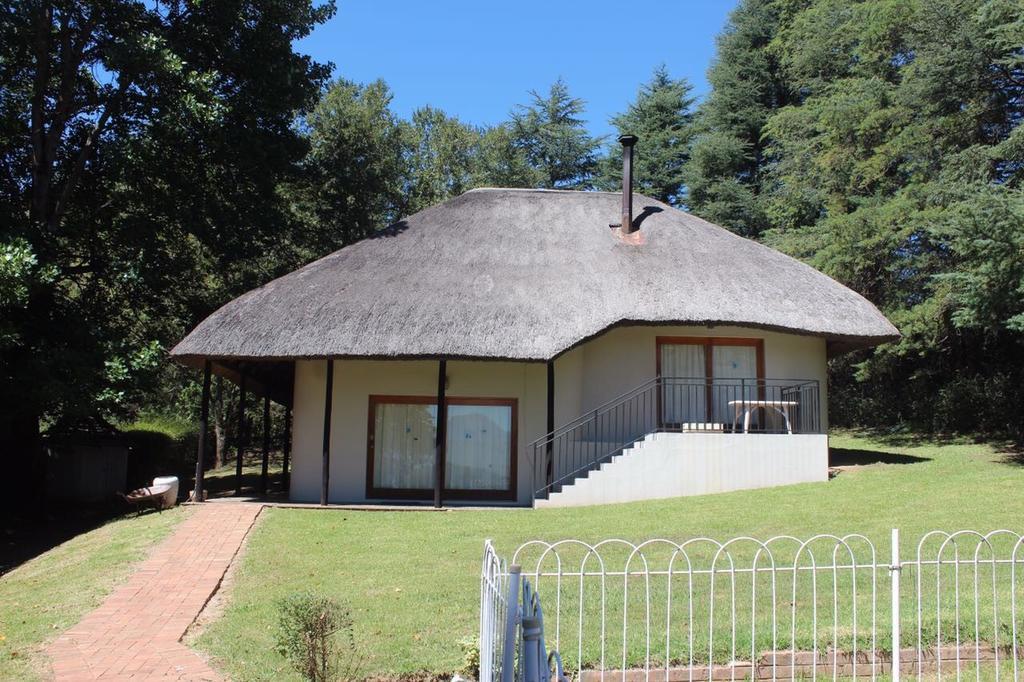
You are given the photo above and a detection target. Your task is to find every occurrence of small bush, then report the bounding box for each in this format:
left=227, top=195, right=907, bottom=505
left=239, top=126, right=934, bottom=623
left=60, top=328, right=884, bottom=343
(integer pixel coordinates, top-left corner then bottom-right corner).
left=120, top=414, right=198, bottom=490
left=275, top=592, right=357, bottom=682
left=457, top=635, right=480, bottom=679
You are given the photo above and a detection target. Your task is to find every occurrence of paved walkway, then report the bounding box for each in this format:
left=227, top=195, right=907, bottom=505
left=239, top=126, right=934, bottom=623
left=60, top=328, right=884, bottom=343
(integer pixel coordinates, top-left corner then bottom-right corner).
left=47, top=503, right=262, bottom=680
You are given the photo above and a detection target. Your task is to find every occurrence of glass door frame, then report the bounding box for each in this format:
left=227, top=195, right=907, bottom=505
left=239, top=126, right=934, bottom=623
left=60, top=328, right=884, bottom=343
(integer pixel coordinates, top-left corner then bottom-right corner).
left=365, top=395, right=518, bottom=502
left=655, top=336, right=766, bottom=429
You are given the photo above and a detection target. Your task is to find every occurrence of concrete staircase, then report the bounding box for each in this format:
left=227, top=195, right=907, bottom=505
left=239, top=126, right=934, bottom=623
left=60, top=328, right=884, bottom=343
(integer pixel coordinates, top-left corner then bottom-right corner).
left=534, top=432, right=828, bottom=508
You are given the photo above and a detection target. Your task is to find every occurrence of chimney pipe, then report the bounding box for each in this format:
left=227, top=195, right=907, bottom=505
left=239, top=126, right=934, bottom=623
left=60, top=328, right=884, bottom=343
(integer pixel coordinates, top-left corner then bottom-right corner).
left=618, top=134, right=638, bottom=234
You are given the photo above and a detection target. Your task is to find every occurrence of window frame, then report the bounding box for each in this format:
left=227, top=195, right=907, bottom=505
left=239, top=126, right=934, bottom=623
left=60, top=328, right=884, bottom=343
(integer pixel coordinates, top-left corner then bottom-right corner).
left=365, top=395, right=518, bottom=501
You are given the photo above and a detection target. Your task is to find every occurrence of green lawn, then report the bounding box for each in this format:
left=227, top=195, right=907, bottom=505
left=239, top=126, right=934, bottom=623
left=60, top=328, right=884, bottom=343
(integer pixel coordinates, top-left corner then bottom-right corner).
left=0, top=506, right=189, bottom=681
left=195, top=431, right=1024, bottom=680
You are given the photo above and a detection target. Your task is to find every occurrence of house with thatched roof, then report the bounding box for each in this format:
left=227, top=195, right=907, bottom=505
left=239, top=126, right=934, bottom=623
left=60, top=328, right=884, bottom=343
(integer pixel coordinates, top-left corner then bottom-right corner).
left=172, top=137, right=898, bottom=508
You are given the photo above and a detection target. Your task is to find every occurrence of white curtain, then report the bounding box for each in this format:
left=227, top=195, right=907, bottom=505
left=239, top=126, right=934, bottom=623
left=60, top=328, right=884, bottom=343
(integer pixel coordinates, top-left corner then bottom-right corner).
left=660, top=344, right=707, bottom=424
left=711, top=346, right=758, bottom=425
left=445, top=404, right=512, bottom=490
left=373, top=403, right=436, bottom=489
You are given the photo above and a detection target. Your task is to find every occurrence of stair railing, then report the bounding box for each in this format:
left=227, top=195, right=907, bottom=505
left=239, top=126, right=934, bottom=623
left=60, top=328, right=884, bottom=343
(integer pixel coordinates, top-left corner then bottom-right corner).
left=528, top=377, right=821, bottom=501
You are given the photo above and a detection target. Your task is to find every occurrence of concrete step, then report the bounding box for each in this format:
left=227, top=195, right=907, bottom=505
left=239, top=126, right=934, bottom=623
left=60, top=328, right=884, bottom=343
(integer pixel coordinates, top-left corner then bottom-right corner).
left=536, top=432, right=829, bottom=509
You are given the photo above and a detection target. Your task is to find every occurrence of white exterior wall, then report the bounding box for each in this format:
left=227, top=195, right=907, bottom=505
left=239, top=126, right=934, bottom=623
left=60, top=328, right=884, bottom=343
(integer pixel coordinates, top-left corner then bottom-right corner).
left=289, top=325, right=829, bottom=505
left=574, top=325, right=828, bottom=430
left=291, top=359, right=546, bottom=506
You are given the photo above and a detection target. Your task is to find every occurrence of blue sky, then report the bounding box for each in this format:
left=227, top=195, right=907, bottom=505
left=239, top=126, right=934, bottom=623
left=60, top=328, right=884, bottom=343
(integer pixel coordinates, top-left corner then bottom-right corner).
left=296, top=1, right=738, bottom=140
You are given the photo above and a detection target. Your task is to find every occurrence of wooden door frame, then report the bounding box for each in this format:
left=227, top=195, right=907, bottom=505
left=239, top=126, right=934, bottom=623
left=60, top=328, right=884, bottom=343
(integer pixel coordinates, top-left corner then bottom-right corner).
left=365, top=395, right=518, bottom=502
left=655, top=336, right=766, bottom=428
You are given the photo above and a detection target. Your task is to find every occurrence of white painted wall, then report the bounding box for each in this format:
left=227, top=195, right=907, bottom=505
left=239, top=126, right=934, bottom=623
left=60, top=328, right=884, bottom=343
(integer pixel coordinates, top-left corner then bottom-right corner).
left=574, top=325, right=829, bottom=430
left=291, top=359, right=545, bottom=505
left=289, top=325, right=830, bottom=506
left=536, top=432, right=830, bottom=508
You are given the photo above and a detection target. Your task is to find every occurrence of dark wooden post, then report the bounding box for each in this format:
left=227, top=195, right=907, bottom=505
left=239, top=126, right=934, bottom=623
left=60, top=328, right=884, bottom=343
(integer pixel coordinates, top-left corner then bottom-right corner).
left=433, top=359, right=447, bottom=508
left=320, top=359, right=334, bottom=506
left=282, top=407, right=292, bottom=491
left=260, top=394, right=270, bottom=496
left=193, top=360, right=212, bottom=503
left=546, top=360, right=555, bottom=487
left=235, top=374, right=246, bottom=495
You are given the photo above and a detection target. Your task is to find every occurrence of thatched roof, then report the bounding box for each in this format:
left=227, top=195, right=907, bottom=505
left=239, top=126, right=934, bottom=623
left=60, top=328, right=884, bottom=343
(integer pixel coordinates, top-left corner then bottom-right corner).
left=171, top=188, right=898, bottom=364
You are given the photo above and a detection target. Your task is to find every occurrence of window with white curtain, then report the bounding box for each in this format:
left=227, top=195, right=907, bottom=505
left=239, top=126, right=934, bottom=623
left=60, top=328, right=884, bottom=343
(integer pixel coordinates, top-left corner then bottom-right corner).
left=710, top=344, right=759, bottom=423
left=369, top=397, right=515, bottom=496
left=372, top=402, right=436, bottom=490
left=445, top=404, right=512, bottom=490
left=659, top=343, right=706, bottom=424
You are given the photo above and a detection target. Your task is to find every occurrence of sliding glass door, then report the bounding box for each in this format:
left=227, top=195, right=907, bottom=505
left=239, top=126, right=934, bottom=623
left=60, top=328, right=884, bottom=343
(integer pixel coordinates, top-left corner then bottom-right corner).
left=710, top=343, right=760, bottom=424
left=371, top=401, right=437, bottom=491
left=658, top=337, right=763, bottom=428
left=368, top=396, right=516, bottom=499
left=445, top=403, right=513, bottom=491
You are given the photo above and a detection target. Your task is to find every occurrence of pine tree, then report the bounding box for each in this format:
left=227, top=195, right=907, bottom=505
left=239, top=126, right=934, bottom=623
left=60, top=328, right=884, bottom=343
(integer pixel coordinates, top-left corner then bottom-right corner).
left=511, top=78, right=600, bottom=190
left=683, top=0, right=792, bottom=237
left=598, top=66, right=695, bottom=206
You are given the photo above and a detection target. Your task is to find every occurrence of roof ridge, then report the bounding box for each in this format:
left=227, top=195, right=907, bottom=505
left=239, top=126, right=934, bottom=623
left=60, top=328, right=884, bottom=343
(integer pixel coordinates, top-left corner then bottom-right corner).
left=465, top=187, right=621, bottom=196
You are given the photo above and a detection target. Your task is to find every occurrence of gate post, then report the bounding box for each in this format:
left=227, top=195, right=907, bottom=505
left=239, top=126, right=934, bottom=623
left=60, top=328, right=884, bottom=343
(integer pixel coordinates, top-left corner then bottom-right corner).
left=501, top=566, right=522, bottom=682
left=891, top=528, right=901, bottom=681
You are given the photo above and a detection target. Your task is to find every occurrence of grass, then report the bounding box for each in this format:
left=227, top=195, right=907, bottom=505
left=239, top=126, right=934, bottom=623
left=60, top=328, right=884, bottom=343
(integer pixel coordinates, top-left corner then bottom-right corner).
left=119, top=413, right=197, bottom=441
left=195, top=430, right=1024, bottom=680
left=0, top=507, right=189, bottom=681
left=200, top=449, right=288, bottom=498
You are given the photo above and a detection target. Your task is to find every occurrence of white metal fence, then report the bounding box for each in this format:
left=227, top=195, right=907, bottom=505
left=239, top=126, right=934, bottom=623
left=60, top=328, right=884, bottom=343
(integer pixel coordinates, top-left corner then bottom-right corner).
left=482, top=540, right=510, bottom=682
left=480, top=530, right=1024, bottom=682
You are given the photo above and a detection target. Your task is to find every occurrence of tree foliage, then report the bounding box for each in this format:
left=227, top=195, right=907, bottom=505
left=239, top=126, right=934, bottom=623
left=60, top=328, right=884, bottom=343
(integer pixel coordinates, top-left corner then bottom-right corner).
left=689, top=0, right=1024, bottom=437
left=292, top=78, right=406, bottom=253
left=597, top=66, right=696, bottom=205
left=0, top=0, right=333, bottom=493
left=684, top=0, right=793, bottom=237
left=511, top=78, right=601, bottom=190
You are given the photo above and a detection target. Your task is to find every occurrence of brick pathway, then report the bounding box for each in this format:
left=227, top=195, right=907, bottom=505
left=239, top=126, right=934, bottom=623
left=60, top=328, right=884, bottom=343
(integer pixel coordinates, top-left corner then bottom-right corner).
left=47, top=503, right=262, bottom=680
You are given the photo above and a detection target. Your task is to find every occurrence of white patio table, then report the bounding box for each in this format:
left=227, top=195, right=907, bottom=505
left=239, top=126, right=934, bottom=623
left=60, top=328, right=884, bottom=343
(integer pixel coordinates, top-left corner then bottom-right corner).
left=728, top=399, right=799, bottom=434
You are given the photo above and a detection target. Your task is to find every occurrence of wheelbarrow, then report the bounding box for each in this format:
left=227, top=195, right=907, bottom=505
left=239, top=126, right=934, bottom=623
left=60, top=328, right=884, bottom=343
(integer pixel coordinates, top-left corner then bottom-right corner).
left=121, top=476, right=179, bottom=511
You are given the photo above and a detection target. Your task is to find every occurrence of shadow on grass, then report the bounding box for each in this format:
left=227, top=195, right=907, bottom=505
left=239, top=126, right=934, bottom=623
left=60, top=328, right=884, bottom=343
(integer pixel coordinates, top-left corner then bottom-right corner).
left=995, top=446, right=1024, bottom=467
left=0, top=503, right=168, bottom=575
left=829, top=447, right=930, bottom=467
left=839, top=425, right=1023, bottom=449
left=197, top=449, right=288, bottom=499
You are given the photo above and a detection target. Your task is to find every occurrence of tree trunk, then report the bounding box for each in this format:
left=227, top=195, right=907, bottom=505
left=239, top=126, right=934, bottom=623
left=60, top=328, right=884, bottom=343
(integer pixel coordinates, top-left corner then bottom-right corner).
left=212, top=375, right=225, bottom=469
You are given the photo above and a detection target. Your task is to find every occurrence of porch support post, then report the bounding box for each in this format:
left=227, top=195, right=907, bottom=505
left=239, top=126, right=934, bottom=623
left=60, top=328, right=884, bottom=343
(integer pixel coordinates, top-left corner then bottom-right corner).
left=282, top=407, right=292, bottom=491
left=545, top=360, right=554, bottom=487
left=320, top=359, right=334, bottom=506
left=235, top=374, right=246, bottom=495
left=260, top=394, right=270, bottom=496
left=434, top=359, right=447, bottom=508
left=193, top=360, right=212, bottom=503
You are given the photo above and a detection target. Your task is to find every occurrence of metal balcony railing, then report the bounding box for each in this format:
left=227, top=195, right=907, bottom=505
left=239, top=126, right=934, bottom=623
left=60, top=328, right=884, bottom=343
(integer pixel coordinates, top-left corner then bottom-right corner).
left=528, top=377, right=821, bottom=500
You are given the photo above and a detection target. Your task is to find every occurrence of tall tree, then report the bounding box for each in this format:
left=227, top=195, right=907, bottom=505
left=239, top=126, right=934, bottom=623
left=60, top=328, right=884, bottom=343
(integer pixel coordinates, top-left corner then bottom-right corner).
left=756, top=0, right=1023, bottom=436
left=400, top=106, right=480, bottom=214
left=598, top=66, right=695, bottom=205
left=511, top=78, right=600, bottom=190
left=471, top=123, right=539, bottom=189
left=0, top=0, right=333, bottom=500
left=292, top=78, right=407, bottom=252
left=683, top=0, right=792, bottom=237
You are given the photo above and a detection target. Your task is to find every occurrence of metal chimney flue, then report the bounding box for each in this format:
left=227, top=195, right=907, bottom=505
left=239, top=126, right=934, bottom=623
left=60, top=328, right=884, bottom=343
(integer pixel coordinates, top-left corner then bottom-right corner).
left=619, top=134, right=638, bottom=234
